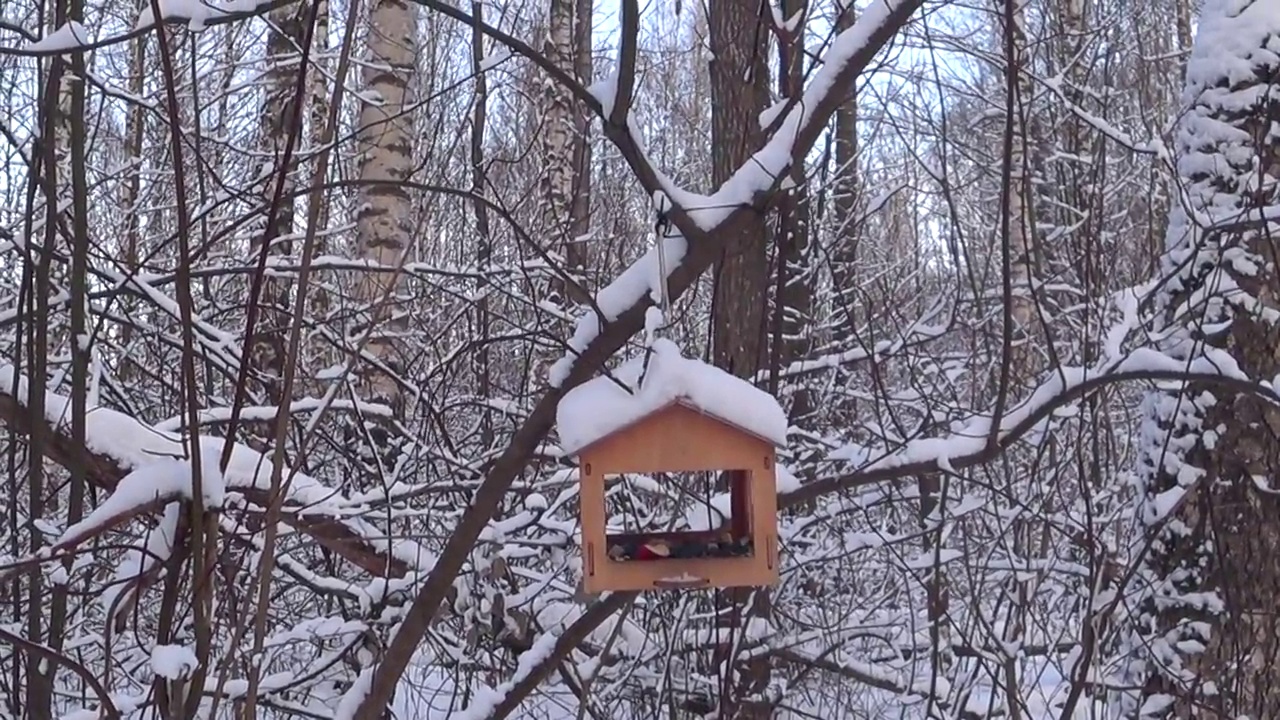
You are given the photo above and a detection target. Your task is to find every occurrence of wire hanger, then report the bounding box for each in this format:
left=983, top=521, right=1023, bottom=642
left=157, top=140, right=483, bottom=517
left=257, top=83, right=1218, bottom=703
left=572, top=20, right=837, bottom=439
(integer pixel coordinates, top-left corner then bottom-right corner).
left=639, top=202, right=674, bottom=387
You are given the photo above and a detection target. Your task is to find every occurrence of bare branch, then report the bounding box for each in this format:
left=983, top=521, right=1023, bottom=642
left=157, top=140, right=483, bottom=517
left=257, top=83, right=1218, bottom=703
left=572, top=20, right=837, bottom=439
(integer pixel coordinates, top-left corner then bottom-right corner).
left=0, top=625, right=121, bottom=719
left=608, top=0, right=639, bottom=129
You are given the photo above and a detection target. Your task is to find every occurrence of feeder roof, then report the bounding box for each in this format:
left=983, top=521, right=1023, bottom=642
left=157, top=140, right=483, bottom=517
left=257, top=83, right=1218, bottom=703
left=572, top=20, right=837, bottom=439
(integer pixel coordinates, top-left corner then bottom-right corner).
left=556, top=339, right=789, bottom=456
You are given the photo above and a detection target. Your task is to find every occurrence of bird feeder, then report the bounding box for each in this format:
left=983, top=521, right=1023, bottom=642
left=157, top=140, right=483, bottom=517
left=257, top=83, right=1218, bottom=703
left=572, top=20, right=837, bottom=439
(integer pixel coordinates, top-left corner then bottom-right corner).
left=557, top=340, right=787, bottom=594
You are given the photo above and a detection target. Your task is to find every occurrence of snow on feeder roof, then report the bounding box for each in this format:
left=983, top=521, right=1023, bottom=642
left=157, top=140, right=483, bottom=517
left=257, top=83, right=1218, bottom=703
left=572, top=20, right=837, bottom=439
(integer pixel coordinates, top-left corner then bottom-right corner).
left=556, top=339, right=789, bottom=456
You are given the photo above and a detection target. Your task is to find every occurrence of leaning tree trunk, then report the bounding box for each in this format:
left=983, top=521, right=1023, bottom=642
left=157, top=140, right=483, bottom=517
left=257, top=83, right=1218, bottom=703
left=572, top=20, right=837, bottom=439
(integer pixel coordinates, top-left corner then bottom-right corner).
left=1127, top=2, right=1280, bottom=717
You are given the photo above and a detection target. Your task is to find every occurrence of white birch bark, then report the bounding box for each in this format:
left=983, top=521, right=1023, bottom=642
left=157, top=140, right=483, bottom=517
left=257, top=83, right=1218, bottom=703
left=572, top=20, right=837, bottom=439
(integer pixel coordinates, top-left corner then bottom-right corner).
left=354, top=0, right=418, bottom=408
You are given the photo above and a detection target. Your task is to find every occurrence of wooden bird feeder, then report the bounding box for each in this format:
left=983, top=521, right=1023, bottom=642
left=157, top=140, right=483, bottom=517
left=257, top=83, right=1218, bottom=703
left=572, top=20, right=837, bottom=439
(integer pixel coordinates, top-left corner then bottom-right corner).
left=557, top=340, right=786, bottom=595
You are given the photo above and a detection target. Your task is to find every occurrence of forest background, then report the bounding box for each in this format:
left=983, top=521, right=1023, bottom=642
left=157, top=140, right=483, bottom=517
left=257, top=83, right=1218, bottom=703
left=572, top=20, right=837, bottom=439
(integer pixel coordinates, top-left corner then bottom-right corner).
left=0, top=0, right=1271, bottom=718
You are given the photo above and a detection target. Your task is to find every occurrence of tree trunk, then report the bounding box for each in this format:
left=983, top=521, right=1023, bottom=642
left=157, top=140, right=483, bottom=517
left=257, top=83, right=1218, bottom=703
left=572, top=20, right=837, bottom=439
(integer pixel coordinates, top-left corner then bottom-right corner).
left=571, top=0, right=593, bottom=247
left=994, top=1, right=1041, bottom=713
left=771, top=0, right=813, bottom=423
left=709, top=0, right=770, bottom=378
left=829, top=2, right=859, bottom=422
left=118, top=34, right=147, bottom=382
left=707, top=2, right=772, bottom=717
left=354, top=0, right=418, bottom=411
left=471, top=3, right=493, bottom=448
left=1000, top=0, right=1037, bottom=340
left=541, top=0, right=585, bottom=303
left=306, top=0, right=332, bottom=326
left=24, top=1, right=75, bottom=712
left=1131, top=3, right=1280, bottom=716
left=534, top=0, right=591, bottom=392
left=252, top=3, right=308, bottom=403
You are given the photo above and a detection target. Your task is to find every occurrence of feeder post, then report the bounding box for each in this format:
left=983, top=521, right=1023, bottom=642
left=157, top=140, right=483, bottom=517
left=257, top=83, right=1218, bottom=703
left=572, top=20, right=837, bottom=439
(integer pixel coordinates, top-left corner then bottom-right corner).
left=578, top=458, right=607, bottom=592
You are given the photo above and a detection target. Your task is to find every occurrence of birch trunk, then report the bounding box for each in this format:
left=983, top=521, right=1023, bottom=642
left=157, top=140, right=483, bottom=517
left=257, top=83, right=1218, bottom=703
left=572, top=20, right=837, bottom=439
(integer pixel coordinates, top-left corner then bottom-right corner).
left=541, top=0, right=583, bottom=302
left=253, top=4, right=308, bottom=402
left=354, top=0, right=418, bottom=410
left=535, top=0, right=591, bottom=392
left=995, top=1, right=1040, bottom=713
left=306, top=0, right=332, bottom=326
left=1002, top=0, right=1037, bottom=341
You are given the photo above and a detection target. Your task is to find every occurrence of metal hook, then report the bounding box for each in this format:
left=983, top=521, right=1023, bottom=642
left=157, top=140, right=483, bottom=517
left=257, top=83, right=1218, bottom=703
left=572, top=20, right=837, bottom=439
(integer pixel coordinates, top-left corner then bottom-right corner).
left=654, top=211, right=673, bottom=327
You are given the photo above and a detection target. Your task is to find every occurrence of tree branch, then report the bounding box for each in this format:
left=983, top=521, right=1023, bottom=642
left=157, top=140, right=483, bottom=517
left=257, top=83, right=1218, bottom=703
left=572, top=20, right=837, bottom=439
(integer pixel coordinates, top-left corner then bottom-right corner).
left=349, top=2, right=927, bottom=716
left=0, top=625, right=121, bottom=719
left=781, top=367, right=1280, bottom=508
left=608, top=0, right=639, bottom=129
left=0, top=386, right=413, bottom=578
left=488, top=593, right=636, bottom=720
left=0, top=0, right=299, bottom=56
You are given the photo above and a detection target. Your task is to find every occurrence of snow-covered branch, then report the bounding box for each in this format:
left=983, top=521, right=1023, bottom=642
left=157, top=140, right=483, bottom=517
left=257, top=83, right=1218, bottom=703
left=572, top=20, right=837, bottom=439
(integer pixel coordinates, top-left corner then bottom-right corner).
left=787, top=347, right=1271, bottom=506
left=0, top=362, right=432, bottom=578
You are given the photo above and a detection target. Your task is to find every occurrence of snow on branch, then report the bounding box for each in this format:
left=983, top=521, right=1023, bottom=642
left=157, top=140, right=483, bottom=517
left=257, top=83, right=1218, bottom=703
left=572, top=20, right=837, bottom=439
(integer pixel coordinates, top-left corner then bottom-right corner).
left=52, top=450, right=223, bottom=553
left=602, top=1, right=921, bottom=235
left=348, top=6, right=930, bottom=716
left=102, top=503, right=181, bottom=627
left=546, top=230, right=689, bottom=388
left=787, top=345, right=1269, bottom=506
left=759, top=302, right=950, bottom=382
left=551, top=0, right=925, bottom=387
left=153, top=398, right=394, bottom=432
left=0, top=361, right=433, bottom=578
left=23, top=21, right=88, bottom=53
left=450, top=633, right=559, bottom=720
left=0, top=0, right=281, bottom=55
left=134, top=0, right=272, bottom=32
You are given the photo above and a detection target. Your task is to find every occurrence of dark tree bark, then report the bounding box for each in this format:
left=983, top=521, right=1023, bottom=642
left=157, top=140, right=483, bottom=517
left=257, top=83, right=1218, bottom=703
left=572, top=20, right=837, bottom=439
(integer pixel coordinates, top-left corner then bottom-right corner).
left=771, top=0, right=814, bottom=423
left=707, top=2, right=773, bottom=717
left=709, top=0, right=771, bottom=379
left=828, top=2, right=860, bottom=424
left=1132, top=4, right=1280, bottom=716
